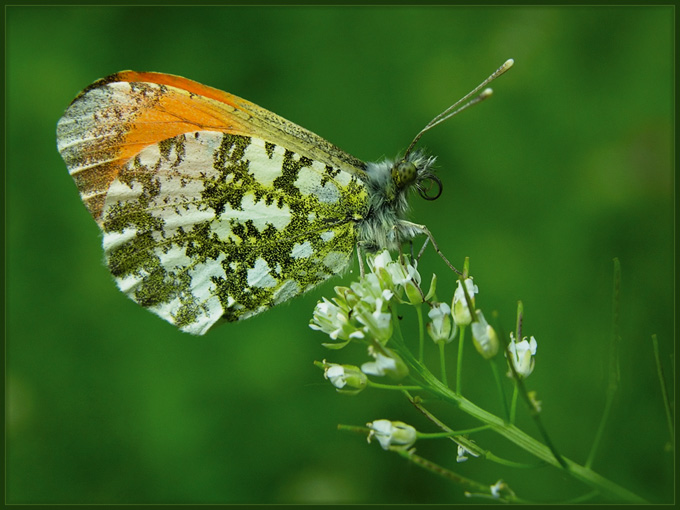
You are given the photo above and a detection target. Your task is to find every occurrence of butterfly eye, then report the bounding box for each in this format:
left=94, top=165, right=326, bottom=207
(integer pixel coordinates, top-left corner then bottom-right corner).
left=416, top=173, right=442, bottom=201
left=391, top=160, right=417, bottom=190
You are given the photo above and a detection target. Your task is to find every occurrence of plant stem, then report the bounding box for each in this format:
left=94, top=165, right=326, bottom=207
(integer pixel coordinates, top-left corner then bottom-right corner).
left=651, top=334, right=674, bottom=450
left=415, top=304, right=425, bottom=362
left=456, top=325, right=466, bottom=394
left=401, top=345, right=647, bottom=503
left=438, top=340, right=448, bottom=386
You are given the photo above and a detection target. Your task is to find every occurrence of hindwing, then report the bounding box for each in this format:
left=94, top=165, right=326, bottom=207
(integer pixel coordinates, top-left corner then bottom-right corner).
left=57, top=73, right=370, bottom=334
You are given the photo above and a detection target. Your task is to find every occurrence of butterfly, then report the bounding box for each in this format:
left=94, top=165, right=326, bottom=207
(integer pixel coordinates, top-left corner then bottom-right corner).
left=56, top=60, right=513, bottom=335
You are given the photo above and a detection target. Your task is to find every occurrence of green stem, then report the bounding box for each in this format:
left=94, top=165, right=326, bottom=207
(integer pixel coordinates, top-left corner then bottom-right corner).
left=438, top=340, right=448, bottom=386
left=399, top=347, right=646, bottom=503
left=485, top=452, right=544, bottom=469
left=651, top=334, right=674, bottom=449
left=417, top=425, right=491, bottom=440
left=367, top=380, right=422, bottom=391
left=392, top=449, right=522, bottom=502
left=587, top=257, right=622, bottom=469
left=510, top=383, right=518, bottom=423
left=490, top=360, right=510, bottom=421
left=415, top=304, right=425, bottom=362
left=456, top=325, right=466, bottom=394
left=408, top=396, right=543, bottom=469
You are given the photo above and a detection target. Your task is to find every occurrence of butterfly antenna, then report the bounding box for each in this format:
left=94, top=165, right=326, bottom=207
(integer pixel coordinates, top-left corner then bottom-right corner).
left=403, top=58, right=514, bottom=160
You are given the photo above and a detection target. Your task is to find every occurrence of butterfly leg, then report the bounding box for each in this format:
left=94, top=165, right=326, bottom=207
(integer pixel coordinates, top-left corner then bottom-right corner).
left=416, top=236, right=430, bottom=262
left=398, top=221, right=462, bottom=276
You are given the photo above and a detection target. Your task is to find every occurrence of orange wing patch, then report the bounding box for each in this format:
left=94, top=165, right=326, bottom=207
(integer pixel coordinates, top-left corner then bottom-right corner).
left=57, top=71, right=366, bottom=222
left=57, top=72, right=256, bottom=222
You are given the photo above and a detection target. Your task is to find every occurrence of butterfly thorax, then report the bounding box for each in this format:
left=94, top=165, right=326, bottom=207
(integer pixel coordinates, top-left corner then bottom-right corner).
left=357, top=150, right=437, bottom=252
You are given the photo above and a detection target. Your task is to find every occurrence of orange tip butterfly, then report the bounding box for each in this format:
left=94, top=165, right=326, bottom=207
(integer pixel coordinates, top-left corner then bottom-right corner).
left=56, top=59, right=513, bottom=335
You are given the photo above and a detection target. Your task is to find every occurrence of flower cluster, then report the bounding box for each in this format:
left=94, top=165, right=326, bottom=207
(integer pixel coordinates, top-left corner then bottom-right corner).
left=309, top=251, right=422, bottom=348
left=309, top=251, right=424, bottom=391
left=311, top=251, right=540, bottom=385
left=308, top=249, right=550, bottom=501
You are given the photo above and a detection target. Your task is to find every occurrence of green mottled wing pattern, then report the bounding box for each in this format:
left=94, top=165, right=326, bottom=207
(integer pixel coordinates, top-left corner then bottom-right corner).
left=101, top=131, right=368, bottom=334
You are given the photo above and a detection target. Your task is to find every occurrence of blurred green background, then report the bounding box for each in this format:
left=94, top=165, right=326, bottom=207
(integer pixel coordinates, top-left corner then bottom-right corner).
left=6, top=5, right=673, bottom=504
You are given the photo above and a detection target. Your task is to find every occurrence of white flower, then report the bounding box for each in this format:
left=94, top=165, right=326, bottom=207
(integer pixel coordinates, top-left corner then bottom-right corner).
left=456, top=443, right=480, bottom=463
left=369, top=250, right=393, bottom=271
left=354, top=297, right=393, bottom=343
left=309, top=297, right=363, bottom=342
left=367, top=419, right=417, bottom=450
left=427, top=302, right=455, bottom=343
left=311, top=251, right=427, bottom=346
left=351, top=273, right=387, bottom=307
left=367, top=250, right=422, bottom=304
left=506, top=334, right=538, bottom=378
left=490, top=479, right=508, bottom=499
left=361, top=346, right=408, bottom=380
left=471, top=309, right=499, bottom=359
left=323, top=362, right=367, bottom=392
left=452, top=278, right=478, bottom=326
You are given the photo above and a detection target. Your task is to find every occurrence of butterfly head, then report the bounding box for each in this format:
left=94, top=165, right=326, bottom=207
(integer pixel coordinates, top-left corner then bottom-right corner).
left=392, top=152, right=442, bottom=201
left=395, top=58, right=515, bottom=202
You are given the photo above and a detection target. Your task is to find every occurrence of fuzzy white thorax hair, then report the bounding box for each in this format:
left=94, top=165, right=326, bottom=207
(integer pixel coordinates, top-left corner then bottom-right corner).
left=356, top=150, right=437, bottom=251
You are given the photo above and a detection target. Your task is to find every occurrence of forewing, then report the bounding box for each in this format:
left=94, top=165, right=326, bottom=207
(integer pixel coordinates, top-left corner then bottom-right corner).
left=57, top=72, right=367, bottom=222
left=56, top=73, right=369, bottom=334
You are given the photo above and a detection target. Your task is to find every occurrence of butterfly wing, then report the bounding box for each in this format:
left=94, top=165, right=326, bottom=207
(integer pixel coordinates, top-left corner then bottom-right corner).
left=57, top=72, right=369, bottom=334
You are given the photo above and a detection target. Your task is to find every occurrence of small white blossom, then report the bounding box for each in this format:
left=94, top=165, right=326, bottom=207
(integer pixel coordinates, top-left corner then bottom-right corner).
left=309, top=297, right=363, bottom=343
left=490, top=479, right=509, bottom=499
left=471, top=309, right=499, bottom=359
left=351, top=273, right=387, bottom=307
left=452, top=278, right=478, bottom=326
left=456, top=443, right=481, bottom=463
left=367, top=250, right=422, bottom=304
left=367, top=419, right=417, bottom=450
left=354, top=297, right=392, bottom=343
left=323, top=362, right=367, bottom=393
left=361, top=346, right=408, bottom=380
left=506, top=333, right=538, bottom=378
left=370, top=250, right=393, bottom=270
left=427, top=302, right=455, bottom=343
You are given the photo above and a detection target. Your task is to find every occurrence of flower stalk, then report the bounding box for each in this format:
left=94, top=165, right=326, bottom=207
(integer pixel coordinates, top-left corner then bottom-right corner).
left=310, top=250, right=648, bottom=503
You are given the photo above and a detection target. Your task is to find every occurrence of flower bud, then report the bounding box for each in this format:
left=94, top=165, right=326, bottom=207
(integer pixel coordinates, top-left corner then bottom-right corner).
left=319, top=361, right=368, bottom=394
left=427, top=302, right=454, bottom=343
left=366, top=419, right=417, bottom=450
left=403, top=278, right=424, bottom=305
left=490, top=480, right=510, bottom=499
left=471, top=310, right=499, bottom=359
left=452, top=278, right=478, bottom=326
